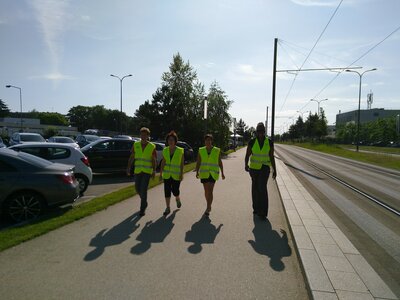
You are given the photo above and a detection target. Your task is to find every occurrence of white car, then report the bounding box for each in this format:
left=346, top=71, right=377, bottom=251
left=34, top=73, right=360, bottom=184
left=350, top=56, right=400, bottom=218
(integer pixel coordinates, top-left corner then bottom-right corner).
left=48, top=136, right=80, bottom=149
left=9, top=142, right=93, bottom=195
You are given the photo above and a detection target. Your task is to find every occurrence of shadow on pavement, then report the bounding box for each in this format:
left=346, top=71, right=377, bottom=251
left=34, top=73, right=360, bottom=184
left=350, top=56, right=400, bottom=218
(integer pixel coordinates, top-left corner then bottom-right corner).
left=248, top=217, right=292, bottom=271
left=84, top=212, right=141, bottom=261
left=185, top=217, right=223, bottom=254
left=130, top=210, right=178, bottom=255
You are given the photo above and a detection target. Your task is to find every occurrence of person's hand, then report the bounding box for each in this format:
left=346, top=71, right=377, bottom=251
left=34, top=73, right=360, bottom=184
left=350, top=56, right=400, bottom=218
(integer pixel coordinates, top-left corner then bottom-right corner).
left=196, top=172, right=199, bottom=179
left=272, top=170, right=277, bottom=180
left=180, top=174, right=183, bottom=181
left=159, top=175, right=163, bottom=182
left=245, top=165, right=249, bottom=172
left=126, top=167, right=131, bottom=177
left=222, top=174, right=225, bottom=180
left=151, top=170, right=156, bottom=179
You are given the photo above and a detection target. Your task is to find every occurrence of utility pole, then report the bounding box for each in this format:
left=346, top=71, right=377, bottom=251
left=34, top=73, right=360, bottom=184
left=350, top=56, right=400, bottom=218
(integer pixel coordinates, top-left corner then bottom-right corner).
left=266, top=106, right=269, bottom=136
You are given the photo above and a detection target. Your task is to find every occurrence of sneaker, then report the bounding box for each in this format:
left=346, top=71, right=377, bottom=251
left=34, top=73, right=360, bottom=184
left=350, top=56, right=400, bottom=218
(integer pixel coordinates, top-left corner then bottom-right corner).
left=139, top=210, right=146, bottom=217
left=176, top=199, right=182, bottom=208
left=163, top=207, right=171, bottom=216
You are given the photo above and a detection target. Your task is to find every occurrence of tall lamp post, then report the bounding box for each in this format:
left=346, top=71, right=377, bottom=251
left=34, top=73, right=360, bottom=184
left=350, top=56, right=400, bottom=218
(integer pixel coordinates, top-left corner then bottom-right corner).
left=345, top=68, right=377, bottom=152
left=5, top=85, right=23, bottom=131
left=310, top=98, right=328, bottom=116
left=110, top=74, right=132, bottom=134
left=297, top=110, right=309, bottom=120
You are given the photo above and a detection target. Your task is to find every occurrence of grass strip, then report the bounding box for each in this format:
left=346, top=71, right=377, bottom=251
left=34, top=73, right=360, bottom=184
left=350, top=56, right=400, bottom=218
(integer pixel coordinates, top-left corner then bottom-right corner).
left=281, top=142, right=400, bottom=171
left=0, top=162, right=197, bottom=252
left=339, top=144, right=400, bottom=155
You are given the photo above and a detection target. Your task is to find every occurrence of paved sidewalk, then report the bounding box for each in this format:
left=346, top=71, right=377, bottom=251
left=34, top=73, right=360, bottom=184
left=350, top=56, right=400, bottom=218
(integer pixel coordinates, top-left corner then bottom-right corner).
left=275, top=156, right=398, bottom=300
left=0, top=148, right=308, bottom=300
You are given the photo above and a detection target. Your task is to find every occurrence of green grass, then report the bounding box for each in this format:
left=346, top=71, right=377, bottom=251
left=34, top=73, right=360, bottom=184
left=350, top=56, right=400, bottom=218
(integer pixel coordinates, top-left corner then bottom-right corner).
left=281, top=142, right=400, bottom=171
left=0, top=162, right=197, bottom=252
left=339, top=144, right=400, bottom=155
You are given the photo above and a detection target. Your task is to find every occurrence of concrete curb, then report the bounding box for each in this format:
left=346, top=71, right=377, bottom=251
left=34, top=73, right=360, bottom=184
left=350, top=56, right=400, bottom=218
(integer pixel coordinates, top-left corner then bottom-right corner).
left=275, top=157, right=398, bottom=300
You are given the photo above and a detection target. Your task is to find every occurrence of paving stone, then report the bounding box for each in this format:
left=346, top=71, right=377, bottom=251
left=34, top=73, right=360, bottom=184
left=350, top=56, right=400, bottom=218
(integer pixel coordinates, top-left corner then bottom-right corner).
left=302, top=218, right=324, bottom=227
left=346, top=254, right=398, bottom=299
left=312, top=291, right=338, bottom=300
left=298, top=249, right=334, bottom=292
left=314, top=243, right=345, bottom=258
left=336, top=290, right=374, bottom=300
left=327, top=270, right=368, bottom=293
left=291, top=225, right=314, bottom=249
left=319, top=255, right=355, bottom=273
left=317, top=212, right=339, bottom=229
left=309, top=232, right=336, bottom=245
left=304, top=224, right=329, bottom=235
left=327, top=228, right=359, bottom=254
left=286, top=209, right=303, bottom=226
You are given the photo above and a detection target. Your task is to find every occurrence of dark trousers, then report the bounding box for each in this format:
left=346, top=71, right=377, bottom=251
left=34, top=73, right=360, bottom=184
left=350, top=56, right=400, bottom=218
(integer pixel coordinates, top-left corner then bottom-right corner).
left=250, top=165, right=270, bottom=216
left=135, top=173, right=151, bottom=211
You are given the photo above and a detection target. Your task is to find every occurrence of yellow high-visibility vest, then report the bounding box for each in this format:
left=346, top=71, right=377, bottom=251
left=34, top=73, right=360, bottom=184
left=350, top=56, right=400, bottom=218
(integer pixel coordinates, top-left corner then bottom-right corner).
left=249, top=138, right=271, bottom=170
left=199, top=146, right=220, bottom=180
left=134, top=141, right=155, bottom=174
left=162, top=146, right=183, bottom=180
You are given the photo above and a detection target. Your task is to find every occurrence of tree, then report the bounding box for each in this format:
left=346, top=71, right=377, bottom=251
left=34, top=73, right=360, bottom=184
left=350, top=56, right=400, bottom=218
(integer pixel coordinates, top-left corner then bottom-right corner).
left=0, top=99, right=10, bottom=117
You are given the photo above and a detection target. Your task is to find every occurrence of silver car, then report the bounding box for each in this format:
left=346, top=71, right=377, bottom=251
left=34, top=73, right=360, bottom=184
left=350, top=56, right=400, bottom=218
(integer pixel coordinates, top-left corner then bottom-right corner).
left=0, top=148, right=79, bottom=222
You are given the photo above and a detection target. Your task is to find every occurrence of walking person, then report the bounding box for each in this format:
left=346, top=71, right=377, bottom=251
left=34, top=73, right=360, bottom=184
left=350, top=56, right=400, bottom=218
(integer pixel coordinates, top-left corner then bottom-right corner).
left=159, top=131, right=184, bottom=216
left=196, top=134, right=225, bottom=217
left=245, top=122, right=277, bottom=219
left=127, top=127, right=157, bottom=216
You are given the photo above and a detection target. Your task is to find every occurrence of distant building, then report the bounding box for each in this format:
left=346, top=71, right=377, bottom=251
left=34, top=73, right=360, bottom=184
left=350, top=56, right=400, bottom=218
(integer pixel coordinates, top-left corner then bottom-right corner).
left=0, top=117, right=79, bottom=137
left=336, top=108, right=400, bottom=127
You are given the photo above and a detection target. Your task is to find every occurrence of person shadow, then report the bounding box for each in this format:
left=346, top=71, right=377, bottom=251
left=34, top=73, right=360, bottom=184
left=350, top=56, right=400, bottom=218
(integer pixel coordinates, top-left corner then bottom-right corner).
left=130, top=210, right=178, bottom=255
left=185, top=217, right=223, bottom=254
left=84, top=212, right=141, bottom=262
left=248, top=217, right=292, bottom=271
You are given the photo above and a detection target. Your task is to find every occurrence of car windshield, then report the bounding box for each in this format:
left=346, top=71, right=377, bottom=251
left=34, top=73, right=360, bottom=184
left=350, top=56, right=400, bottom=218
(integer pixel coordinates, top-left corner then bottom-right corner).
left=55, top=137, right=74, bottom=143
left=17, top=151, right=53, bottom=168
left=21, top=134, right=45, bottom=142
left=87, top=136, right=100, bottom=142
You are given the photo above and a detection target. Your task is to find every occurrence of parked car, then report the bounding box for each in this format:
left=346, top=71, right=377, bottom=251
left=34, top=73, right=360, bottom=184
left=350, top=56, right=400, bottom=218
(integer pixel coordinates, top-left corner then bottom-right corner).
left=75, top=134, right=101, bottom=148
left=177, top=141, right=194, bottom=162
left=153, top=142, right=165, bottom=167
left=0, top=148, right=79, bottom=222
left=113, top=135, right=133, bottom=140
left=81, top=139, right=163, bottom=173
left=9, top=143, right=92, bottom=194
left=9, top=132, right=46, bottom=146
left=0, top=137, right=6, bottom=148
left=48, top=136, right=80, bottom=148
left=81, top=138, right=134, bottom=173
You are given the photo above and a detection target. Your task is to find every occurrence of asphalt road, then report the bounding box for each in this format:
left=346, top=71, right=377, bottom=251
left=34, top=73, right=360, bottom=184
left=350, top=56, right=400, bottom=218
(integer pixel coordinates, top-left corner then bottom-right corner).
left=275, top=144, right=400, bottom=297
left=0, top=148, right=308, bottom=300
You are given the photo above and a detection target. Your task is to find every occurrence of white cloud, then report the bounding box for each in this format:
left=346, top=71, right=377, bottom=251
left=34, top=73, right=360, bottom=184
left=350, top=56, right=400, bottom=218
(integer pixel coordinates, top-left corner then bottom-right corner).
left=290, top=0, right=339, bottom=7
left=30, top=0, right=70, bottom=77
left=81, top=15, right=91, bottom=21
left=29, top=72, right=75, bottom=81
left=227, top=64, right=269, bottom=82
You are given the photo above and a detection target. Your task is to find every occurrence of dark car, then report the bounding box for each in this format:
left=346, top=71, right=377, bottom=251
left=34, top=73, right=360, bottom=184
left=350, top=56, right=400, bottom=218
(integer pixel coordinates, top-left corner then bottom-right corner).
left=75, top=134, right=101, bottom=148
left=81, top=138, right=135, bottom=173
left=113, top=135, right=133, bottom=140
left=177, top=141, right=194, bottom=162
left=0, top=148, right=79, bottom=222
left=0, top=137, right=6, bottom=148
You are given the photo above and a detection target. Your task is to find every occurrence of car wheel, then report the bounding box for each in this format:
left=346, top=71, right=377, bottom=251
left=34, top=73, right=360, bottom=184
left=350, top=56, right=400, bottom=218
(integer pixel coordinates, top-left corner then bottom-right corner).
left=5, top=192, right=45, bottom=223
left=75, top=174, right=89, bottom=195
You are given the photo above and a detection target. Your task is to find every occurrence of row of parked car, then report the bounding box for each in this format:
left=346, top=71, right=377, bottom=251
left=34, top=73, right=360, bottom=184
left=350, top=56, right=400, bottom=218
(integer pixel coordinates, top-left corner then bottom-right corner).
left=0, top=132, right=195, bottom=223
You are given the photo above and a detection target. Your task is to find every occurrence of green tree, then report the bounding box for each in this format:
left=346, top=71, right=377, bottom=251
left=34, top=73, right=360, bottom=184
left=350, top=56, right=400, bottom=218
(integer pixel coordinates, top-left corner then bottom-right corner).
left=0, top=99, right=10, bottom=117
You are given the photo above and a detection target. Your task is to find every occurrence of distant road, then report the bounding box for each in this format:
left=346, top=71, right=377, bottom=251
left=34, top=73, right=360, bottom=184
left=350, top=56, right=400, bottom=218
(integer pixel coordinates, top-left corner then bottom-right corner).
left=275, top=144, right=400, bottom=296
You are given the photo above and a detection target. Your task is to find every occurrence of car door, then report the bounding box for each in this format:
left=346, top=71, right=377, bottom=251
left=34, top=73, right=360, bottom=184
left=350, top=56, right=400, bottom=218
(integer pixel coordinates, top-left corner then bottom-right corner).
left=86, top=140, right=114, bottom=171
left=112, top=140, right=134, bottom=170
left=0, top=160, right=19, bottom=202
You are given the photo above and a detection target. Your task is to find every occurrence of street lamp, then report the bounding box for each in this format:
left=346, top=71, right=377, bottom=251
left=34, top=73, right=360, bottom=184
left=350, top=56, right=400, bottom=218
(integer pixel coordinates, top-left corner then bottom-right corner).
left=5, top=84, right=23, bottom=131
left=345, top=68, right=377, bottom=152
left=110, top=74, right=133, bottom=134
left=310, top=98, right=328, bottom=116
left=296, top=110, right=309, bottom=120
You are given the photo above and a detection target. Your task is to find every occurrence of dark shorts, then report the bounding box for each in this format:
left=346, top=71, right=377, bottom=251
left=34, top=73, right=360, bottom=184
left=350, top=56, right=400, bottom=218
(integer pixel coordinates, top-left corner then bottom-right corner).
left=164, top=178, right=181, bottom=198
left=201, top=175, right=216, bottom=184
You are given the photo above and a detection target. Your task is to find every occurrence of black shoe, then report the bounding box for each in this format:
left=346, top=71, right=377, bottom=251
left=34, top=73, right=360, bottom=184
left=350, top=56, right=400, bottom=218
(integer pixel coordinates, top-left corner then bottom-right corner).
left=163, top=207, right=171, bottom=216
left=139, top=210, right=146, bottom=217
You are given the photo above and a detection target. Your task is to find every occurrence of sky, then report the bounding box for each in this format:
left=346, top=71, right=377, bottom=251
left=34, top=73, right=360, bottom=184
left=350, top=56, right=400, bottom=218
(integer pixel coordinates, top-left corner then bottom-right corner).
left=0, top=0, right=399, bottom=135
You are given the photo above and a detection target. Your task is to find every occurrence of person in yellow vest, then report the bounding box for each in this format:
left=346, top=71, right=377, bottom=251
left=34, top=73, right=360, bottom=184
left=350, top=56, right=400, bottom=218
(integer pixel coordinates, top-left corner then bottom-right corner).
left=245, top=122, right=277, bottom=219
left=159, top=131, right=184, bottom=216
left=195, top=134, right=225, bottom=217
left=127, top=127, right=157, bottom=216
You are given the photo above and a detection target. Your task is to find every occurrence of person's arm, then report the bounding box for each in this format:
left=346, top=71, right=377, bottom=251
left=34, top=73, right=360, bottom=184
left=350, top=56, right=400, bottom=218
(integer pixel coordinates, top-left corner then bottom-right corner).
left=244, top=143, right=252, bottom=172
left=126, top=146, right=135, bottom=176
left=159, top=158, right=165, bottom=181
left=269, top=142, right=277, bottom=179
left=180, top=155, right=184, bottom=181
left=151, top=149, right=157, bottom=178
left=195, top=153, right=201, bottom=178
left=219, top=153, right=225, bottom=180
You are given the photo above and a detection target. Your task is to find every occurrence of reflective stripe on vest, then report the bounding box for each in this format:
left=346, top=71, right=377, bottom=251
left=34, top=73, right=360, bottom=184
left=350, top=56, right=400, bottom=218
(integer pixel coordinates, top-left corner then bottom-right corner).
left=249, top=138, right=271, bottom=170
left=199, top=146, right=220, bottom=180
left=162, top=146, right=183, bottom=180
left=134, top=141, right=155, bottom=174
